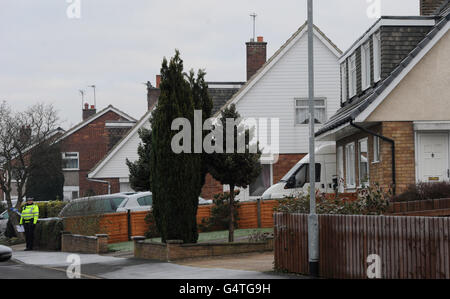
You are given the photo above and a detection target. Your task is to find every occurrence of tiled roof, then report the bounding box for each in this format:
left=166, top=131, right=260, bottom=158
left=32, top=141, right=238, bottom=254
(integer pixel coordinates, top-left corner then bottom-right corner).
left=208, top=84, right=244, bottom=115
left=316, top=12, right=450, bottom=137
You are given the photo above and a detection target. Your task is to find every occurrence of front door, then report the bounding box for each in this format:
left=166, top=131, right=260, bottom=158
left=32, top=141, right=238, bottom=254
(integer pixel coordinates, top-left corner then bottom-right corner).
left=418, top=133, right=449, bottom=182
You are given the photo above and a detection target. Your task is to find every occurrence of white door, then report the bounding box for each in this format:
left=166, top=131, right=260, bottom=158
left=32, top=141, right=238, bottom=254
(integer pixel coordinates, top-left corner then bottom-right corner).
left=418, top=133, right=449, bottom=182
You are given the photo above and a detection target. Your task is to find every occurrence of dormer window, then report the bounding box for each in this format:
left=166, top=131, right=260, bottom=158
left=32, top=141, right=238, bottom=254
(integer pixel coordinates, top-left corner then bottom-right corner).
left=348, top=53, right=357, bottom=98
left=341, top=62, right=348, bottom=102
left=361, top=42, right=371, bottom=90
left=373, top=32, right=381, bottom=82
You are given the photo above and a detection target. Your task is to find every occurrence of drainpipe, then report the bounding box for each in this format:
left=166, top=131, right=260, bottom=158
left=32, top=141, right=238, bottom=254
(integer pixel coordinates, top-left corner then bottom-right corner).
left=86, top=178, right=111, bottom=195
left=350, top=120, right=396, bottom=196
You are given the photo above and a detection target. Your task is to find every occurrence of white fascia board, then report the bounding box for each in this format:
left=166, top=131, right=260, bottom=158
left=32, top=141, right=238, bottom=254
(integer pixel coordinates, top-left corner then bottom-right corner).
left=414, top=121, right=450, bottom=131
left=355, top=21, right=449, bottom=123
left=339, top=18, right=436, bottom=63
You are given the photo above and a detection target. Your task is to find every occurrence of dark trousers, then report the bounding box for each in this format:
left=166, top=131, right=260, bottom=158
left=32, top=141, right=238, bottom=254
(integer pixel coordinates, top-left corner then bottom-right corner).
left=24, top=222, right=35, bottom=249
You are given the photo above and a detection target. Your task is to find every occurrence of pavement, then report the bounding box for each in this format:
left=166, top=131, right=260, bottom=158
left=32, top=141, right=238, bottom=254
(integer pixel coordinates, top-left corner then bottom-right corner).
left=4, top=245, right=297, bottom=279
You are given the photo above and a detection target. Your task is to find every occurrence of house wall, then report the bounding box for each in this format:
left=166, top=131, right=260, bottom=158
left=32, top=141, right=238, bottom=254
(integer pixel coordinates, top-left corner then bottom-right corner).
left=59, top=111, right=129, bottom=197
left=337, top=122, right=415, bottom=194
left=200, top=154, right=306, bottom=200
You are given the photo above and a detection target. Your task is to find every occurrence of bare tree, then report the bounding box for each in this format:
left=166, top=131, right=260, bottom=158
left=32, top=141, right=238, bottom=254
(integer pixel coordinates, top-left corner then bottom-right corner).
left=0, top=101, right=60, bottom=237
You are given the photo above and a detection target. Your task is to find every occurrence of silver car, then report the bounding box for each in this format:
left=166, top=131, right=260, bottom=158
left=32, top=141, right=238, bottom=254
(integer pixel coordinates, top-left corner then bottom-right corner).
left=0, top=210, right=8, bottom=234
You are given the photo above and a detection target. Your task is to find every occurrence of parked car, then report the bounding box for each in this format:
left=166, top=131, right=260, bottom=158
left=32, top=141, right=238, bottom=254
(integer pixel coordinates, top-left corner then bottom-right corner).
left=58, top=193, right=128, bottom=218
left=116, top=192, right=152, bottom=212
left=0, top=245, right=12, bottom=262
left=115, top=192, right=213, bottom=213
left=0, top=210, right=9, bottom=234
left=262, top=143, right=337, bottom=200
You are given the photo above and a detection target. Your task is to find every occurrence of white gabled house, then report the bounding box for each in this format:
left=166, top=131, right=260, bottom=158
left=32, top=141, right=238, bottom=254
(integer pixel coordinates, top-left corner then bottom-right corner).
left=213, top=23, right=342, bottom=201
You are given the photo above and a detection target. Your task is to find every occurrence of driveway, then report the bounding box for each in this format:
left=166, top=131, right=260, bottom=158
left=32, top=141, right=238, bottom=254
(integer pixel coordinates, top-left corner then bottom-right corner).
left=10, top=250, right=293, bottom=279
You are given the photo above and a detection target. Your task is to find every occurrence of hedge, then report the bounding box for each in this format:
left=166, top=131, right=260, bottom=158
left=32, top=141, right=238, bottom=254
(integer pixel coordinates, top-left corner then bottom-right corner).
left=33, top=218, right=64, bottom=251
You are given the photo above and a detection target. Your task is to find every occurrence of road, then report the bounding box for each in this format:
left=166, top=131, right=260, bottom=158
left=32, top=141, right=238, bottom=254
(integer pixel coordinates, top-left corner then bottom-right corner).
left=4, top=250, right=296, bottom=279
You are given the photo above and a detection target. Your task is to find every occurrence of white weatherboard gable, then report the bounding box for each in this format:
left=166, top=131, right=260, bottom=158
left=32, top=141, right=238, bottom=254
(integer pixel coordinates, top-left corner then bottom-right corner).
left=233, top=29, right=341, bottom=154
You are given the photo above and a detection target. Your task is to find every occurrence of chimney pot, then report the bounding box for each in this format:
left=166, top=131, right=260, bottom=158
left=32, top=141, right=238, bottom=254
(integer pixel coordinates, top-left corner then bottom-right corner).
left=257, top=36, right=264, bottom=42
left=90, top=105, right=95, bottom=109
left=84, top=103, right=89, bottom=109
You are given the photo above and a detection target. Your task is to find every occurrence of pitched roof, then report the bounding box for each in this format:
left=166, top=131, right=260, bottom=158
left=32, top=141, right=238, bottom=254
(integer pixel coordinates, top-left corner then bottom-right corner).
left=88, top=108, right=153, bottom=178
left=207, top=82, right=245, bottom=115
left=213, top=22, right=342, bottom=117
left=55, top=105, right=137, bottom=143
left=316, top=12, right=450, bottom=138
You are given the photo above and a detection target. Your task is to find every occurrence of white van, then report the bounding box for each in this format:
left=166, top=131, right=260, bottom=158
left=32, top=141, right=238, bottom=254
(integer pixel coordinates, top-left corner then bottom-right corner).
left=262, top=143, right=336, bottom=200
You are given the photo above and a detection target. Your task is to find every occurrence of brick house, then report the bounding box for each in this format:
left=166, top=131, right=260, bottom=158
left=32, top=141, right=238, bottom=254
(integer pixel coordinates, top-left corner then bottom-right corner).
left=315, top=1, right=450, bottom=196
left=56, top=104, right=136, bottom=200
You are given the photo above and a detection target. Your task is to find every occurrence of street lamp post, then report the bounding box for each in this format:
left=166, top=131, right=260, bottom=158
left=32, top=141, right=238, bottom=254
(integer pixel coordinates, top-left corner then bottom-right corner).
left=307, top=0, right=319, bottom=277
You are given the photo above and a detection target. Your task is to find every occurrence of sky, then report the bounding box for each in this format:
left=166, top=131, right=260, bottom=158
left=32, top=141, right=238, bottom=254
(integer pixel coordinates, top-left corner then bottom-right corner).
left=0, top=0, right=420, bottom=128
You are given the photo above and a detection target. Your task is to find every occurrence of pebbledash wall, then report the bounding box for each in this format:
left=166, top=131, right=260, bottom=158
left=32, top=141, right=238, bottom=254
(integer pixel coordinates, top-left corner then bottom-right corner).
left=337, top=121, right=415, bottom=194
left=59, top=111, right=128, bottom=197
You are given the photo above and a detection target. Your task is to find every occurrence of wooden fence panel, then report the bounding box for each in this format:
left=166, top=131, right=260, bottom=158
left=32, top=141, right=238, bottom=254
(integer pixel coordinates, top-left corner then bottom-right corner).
left=274, top=213, right=450, bottom=279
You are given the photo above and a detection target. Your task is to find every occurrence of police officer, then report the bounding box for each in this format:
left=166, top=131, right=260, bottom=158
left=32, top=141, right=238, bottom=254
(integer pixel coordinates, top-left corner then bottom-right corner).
left=20, top=197, right=39, bottom=251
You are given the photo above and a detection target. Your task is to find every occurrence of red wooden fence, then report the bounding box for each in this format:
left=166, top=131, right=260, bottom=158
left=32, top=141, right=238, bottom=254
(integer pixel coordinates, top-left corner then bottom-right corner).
left=274, top=213, right=450, bottom=279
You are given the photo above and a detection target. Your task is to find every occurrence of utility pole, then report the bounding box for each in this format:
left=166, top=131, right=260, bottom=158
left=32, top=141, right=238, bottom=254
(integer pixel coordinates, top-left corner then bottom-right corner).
left=89, top=85, right=96, bottom=108
left=250, top=13, right=257, bottom=41
left=307, top=0, right=319, bottom=277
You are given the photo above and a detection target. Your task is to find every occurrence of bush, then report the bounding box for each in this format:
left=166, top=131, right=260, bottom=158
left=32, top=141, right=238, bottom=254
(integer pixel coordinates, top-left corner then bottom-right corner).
left=275, top=184, right=390, bottom=215
left=393, top=182, right=450, bottom=202
left=34, top=218, right=64, bottom=251
left=144, top=212, right=160, bottom=239
left=199, top=192, right=240, bottom=232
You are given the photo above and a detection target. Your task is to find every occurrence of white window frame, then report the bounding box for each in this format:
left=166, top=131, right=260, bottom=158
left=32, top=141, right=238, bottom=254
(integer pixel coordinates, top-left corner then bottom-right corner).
left=294, top=97, right=327, bottom=125
left=373, top=136, right=380, bottom=163
left=345, top=142, right=356, bottom=189
left=358, top=138, right=370, bottom=187
left=337, top=146, right=345, bottom=192
left=341, top=62, right=348, bottom=102
left=361, top=42, right=371, bottom=90
left=373, top=32, right=381, bottom=82
left=62, top=152, right=79, bottom=171
left=348, top=53, right=357, bottom=98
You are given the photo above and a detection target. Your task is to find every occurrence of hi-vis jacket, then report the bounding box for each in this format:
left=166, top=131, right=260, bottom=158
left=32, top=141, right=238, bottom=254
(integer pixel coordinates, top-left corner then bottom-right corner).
left=20, top=204, right=39, bottom=225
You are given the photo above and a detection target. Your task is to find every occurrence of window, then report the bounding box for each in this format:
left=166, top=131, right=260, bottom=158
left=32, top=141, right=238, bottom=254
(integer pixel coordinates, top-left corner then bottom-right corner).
left=62, top=152, right=79, bottom=170
left=345, top=143, right=356, bottom=188
left=373, top=136, right=380, bottom=163
left=137, top=195, right=153, bottom=206
left=373, top=32, right=381, bottom=82
left=295, top=98, right=327, bottom=125
left=341, top=62, right=348, bottom=102
left=348, top=53, right=357, bottom=98
left=361, top=42, right=371, bottom=90
left=358, top=139, right=369, bottom=187
left=249, top=164, right=272, bottom=197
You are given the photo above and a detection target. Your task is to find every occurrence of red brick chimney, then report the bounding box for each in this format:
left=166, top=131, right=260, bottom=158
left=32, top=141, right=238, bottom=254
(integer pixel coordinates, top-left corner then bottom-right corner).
left=147, top=75, right=161, bottom=110
left=82, top=103, right=96, bottom=120
left=420, top=0, right=447, bottom=15
left=246, top=36, right=267, bottom=81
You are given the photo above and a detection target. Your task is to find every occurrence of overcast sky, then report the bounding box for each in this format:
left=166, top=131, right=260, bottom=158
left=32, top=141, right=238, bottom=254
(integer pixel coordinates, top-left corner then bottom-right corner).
left=0, top=0, right=419, bottom=128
